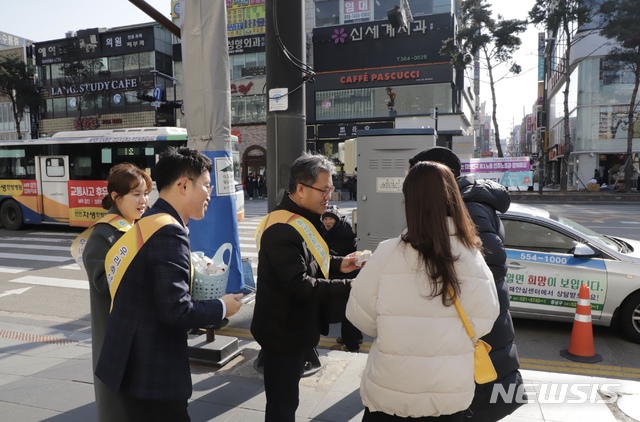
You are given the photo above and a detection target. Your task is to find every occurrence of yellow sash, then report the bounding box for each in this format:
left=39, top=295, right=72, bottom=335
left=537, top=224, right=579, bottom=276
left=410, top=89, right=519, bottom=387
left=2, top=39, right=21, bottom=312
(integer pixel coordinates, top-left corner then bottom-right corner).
left=70, top=214, right=132, bottom=269
left=254, top=209, right=330, bottom=278
left=104, top=213, right=181, bottom=310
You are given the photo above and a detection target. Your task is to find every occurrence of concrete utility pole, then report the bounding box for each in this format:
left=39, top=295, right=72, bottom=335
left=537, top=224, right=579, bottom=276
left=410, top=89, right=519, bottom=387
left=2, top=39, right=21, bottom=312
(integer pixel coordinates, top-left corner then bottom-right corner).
left=127, top=0, right=243, bottom=294
left=265, top=0, right=307, bottom=211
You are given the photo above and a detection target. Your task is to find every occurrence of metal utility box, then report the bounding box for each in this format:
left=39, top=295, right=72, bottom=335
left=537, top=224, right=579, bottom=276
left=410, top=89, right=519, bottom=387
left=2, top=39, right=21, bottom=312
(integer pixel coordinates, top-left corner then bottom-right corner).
left=356, top=128, right=436, bottom=251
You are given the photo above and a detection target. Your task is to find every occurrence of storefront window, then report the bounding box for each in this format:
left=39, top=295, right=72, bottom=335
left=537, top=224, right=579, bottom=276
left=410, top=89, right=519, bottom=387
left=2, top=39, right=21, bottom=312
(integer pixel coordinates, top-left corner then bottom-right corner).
left=52, top=97, right=66, bottom=117
left=95, top=93, right=110, bottom=113
left=600, top=59, right=636, bottom=86
left=231, top=95, right=267, bottom=124
left=315, top=83, right=451, bottom=121
left=125, top=90, right=142, bottom=112
left=39, top=65, right=50, bottom=84
left=50, top=63, right=65, bottom=80
left=231, top=55, right=245, bottom=80
left=109, top=55, right=124, bottom=78
left=124, top=53, right=140, bottom=77
left=315, top=0, right=339, bottom=27
left=139, top=51, right=153, bottom=71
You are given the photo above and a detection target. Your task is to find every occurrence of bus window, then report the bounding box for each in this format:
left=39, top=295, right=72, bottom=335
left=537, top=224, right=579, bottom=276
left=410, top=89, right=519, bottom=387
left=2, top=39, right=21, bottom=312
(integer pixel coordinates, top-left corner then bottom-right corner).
left=102, top=148, right=113, bottom=163
left=46, top=158, right=66, bottom=177
left=74, top=156, right=93, bottom=177
left=0, top=149, right=27, bottom=177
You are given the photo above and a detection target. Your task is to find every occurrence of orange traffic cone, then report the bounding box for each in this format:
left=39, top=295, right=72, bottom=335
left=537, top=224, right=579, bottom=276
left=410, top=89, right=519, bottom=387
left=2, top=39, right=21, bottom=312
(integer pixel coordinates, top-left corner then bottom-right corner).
left=560, top=284, right=602, bottom=363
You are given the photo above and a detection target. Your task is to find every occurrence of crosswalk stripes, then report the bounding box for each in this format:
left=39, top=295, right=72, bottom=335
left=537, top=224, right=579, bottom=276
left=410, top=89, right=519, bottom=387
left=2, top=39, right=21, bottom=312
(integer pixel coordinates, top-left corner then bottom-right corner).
left=0, top=215, right=264, bottom=290
left=238, top=216, right=262, bottom=283
left=0, top=266, right=31, bottom=274
left=0, top=228, right=82, bottom=289
left=11, top=275, right=88, bottom=290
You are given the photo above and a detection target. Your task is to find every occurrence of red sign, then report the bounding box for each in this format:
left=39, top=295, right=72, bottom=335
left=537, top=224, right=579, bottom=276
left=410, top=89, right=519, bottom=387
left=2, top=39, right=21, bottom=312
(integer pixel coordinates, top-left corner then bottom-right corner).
left=231, top=129, right=242, bottom=143
left=68, top=180, right=108, bottom=226
left=230, top=81, right=253, bottom=95
left=68, top=180, right=108, bottom=208
left=0, top=179, right=37, bottom=196
left=340, top=69, right=421, bottom=85
left=344, top=0, right=370, bottom=21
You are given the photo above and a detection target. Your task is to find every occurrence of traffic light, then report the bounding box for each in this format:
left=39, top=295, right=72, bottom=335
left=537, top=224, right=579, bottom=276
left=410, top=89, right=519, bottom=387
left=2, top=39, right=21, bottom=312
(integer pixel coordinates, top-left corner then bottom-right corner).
left=137, top=93, right=155, bottom=102
left=161, top=101, right=182, bottom=109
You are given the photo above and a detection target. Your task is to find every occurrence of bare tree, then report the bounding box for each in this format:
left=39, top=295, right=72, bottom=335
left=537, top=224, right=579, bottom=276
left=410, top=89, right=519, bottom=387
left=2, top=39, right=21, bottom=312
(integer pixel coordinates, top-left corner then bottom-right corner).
left=57, top=40, right=110, bottom=130
left=441, top=0, right=527, bottom=157
left=0, top=52, right=40, bottom=140
left=599, top=0, right=640, bottom=192
left=529, top=0, right=592, bottom=191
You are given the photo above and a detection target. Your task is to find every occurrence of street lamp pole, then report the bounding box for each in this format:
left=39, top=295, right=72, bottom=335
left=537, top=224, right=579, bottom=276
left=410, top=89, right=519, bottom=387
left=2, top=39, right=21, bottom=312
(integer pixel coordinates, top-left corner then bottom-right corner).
left=539, top=36, right=554, bottom=194
left=150, top=69, right=178, bottom=126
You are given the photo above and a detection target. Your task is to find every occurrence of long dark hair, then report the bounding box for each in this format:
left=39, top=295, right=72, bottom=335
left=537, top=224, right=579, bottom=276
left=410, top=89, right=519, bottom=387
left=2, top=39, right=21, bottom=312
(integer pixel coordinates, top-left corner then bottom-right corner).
left=401, top=161, right=481, bottom=305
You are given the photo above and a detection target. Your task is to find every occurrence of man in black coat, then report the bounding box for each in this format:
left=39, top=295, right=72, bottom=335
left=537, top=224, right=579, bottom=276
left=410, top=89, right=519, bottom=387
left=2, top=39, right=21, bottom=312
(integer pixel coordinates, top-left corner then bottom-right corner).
left=251, top=153, right=359, bottom=422
left=410, top=147, right=525, bottom=421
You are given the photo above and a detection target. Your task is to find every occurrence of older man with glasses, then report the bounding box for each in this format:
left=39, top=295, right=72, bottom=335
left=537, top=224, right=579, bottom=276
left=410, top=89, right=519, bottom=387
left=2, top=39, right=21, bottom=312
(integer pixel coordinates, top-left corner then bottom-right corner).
left=252, top=152, right=359, bottom=422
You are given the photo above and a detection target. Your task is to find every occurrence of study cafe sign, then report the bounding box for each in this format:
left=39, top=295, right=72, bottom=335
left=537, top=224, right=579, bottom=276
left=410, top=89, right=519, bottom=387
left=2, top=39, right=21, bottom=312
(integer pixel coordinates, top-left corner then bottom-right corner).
left=49, top=77, right=139, bottom=97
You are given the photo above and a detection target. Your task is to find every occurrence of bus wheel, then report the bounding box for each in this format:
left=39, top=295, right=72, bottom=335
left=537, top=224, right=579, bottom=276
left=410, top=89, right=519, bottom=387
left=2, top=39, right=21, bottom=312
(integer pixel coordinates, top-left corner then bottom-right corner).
left=0, top=200, right=23, bottom=230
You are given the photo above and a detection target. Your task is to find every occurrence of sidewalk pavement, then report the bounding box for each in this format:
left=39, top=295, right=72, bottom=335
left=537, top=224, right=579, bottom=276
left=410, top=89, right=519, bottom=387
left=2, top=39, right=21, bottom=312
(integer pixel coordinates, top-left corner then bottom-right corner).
left=1, top=315, right=640, bottom=421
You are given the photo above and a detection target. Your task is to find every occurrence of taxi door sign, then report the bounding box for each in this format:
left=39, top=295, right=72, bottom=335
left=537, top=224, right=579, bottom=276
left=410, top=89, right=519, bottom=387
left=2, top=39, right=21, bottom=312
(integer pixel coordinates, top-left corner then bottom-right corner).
left=505, top=249, right=607, bottom=317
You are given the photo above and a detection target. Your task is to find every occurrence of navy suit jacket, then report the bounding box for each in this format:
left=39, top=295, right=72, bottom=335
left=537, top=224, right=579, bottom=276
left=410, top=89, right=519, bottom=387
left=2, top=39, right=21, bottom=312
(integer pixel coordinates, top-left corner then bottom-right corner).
left=95, top=198, right=224, bottom=400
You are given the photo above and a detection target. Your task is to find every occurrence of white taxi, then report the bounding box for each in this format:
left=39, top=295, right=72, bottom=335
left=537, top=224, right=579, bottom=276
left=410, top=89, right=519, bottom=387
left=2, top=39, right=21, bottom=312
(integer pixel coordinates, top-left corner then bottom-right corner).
left=500, top=203, right=640, bottom=343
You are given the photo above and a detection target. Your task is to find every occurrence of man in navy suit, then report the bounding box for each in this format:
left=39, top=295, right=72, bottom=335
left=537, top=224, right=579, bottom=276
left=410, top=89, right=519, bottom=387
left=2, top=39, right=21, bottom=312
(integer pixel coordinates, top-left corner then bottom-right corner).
left=95, top=147, right=243, bottom=421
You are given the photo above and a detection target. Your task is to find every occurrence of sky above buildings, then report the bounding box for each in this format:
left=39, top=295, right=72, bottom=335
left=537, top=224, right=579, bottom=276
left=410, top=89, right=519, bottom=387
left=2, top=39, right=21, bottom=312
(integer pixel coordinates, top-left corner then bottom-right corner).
left=2, top=0, right=539, bottom=143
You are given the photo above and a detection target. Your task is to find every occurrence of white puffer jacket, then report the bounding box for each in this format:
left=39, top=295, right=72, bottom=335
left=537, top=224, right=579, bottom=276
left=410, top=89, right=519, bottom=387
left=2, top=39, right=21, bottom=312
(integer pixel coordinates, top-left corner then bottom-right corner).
left=346, top=221, right=499, bottom=418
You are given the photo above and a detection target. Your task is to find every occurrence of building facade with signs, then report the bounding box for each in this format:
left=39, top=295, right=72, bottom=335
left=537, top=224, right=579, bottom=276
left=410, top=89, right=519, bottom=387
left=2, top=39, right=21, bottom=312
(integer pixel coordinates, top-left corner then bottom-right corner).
left=225, top=0, right=268, bottom=181
left=35, top=23, right=175, bottom=136
left=543, top=17, right=640, bottom=190
left=305, top=0, right=476, bottom=165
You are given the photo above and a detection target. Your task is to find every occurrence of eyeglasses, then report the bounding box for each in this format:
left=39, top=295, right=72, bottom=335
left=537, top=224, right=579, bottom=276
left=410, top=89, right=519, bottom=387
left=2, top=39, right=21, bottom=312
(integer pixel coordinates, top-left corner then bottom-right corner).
left=300, top=182, right=335, bottom=197
left=188, top=178, right=214, bottom=193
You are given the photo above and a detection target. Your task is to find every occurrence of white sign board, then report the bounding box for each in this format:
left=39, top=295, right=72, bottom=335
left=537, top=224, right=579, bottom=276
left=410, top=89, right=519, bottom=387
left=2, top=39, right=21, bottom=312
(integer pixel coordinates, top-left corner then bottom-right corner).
left=376, top=177, right=404, bottom=193
left=214, top=157, right=234, bottom=196
left=269, top=88, right=288, bottom=111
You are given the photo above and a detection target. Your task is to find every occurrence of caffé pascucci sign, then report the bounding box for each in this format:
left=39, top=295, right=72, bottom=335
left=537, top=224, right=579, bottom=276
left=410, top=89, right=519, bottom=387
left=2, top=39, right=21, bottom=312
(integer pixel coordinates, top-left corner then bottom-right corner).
left=49, top=78, right=139, bottom=97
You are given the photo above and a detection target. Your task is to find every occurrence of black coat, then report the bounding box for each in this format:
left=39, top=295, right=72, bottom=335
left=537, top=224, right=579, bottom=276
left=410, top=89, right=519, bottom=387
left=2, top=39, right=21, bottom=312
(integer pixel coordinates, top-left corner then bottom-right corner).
left=322, top=217, right=358, bottom=323
left=458, top=176, right=525, bottom=421
left=322, top=216, right=357, bottom=257
left=83, top=209, right=129, bottom=420
left=95, top=199, right=225, bottom=402
left=250, top=195, right=351, bottom=353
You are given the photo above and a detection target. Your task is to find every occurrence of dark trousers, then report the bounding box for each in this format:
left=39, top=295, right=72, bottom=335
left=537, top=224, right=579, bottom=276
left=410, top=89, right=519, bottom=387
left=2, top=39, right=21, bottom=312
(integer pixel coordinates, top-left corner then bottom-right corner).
left=363, top=408, right=464, bottom=422
left=120, top=393, right=190, bottom=422
left=341, top=317, right=363, bottom=351
left=262, top=349, right=306, bottom=422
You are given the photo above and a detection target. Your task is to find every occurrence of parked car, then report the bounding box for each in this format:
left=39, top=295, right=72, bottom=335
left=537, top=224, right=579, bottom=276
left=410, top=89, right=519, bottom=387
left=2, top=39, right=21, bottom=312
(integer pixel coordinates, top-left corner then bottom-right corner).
left=500, top=203, right=640, bottom=343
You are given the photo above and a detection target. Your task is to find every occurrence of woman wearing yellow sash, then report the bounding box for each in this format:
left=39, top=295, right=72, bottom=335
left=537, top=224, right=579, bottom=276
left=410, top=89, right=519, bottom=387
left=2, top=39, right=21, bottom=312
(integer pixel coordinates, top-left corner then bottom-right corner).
left=82, top=163, right=151, bottom=422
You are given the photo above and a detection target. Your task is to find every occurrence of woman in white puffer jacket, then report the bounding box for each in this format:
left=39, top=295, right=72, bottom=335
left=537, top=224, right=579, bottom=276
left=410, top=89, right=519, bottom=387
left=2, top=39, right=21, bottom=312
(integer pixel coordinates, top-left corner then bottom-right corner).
left=346, top=162, right=500, bottom=422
